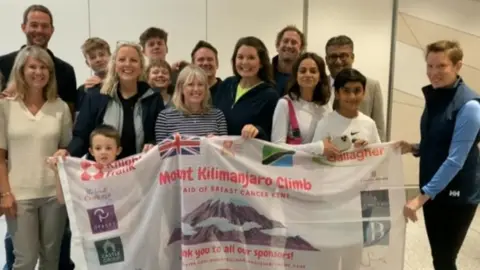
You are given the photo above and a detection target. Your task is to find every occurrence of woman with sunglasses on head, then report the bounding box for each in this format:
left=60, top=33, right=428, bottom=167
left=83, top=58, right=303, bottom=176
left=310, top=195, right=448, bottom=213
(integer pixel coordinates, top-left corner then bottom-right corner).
left=53, top=41, right=164, bottom=160
left=155, top=65, right=227, bottom=143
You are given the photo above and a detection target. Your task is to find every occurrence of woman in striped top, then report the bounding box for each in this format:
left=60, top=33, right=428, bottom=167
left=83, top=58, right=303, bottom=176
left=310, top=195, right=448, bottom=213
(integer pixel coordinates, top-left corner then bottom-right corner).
left=155, top=65, right=227, bottom=142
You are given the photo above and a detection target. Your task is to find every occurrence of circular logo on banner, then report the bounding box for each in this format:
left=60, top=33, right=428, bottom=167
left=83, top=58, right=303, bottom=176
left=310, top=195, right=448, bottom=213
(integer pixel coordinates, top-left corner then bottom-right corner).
left=81, top=161, right=105, bottom=181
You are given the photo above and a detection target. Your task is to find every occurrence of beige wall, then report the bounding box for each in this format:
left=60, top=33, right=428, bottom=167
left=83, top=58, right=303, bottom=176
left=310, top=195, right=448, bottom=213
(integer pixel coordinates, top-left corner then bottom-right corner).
left=391, top=0, right=480, bottom=186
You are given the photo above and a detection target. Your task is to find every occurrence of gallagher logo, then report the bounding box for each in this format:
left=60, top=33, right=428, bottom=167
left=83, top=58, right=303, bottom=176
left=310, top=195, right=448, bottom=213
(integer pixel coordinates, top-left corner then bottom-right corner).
left=80, top=156, right=140, bottom=181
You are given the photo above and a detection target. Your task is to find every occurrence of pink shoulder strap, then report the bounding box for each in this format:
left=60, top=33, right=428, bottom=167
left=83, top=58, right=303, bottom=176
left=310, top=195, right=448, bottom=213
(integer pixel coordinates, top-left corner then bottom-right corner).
left=284, top=97, right=302, bottom=145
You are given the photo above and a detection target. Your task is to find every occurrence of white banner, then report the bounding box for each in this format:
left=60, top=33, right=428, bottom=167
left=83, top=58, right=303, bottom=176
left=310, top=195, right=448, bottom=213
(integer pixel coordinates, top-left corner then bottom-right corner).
left=58, top=134, right=406, bottom=270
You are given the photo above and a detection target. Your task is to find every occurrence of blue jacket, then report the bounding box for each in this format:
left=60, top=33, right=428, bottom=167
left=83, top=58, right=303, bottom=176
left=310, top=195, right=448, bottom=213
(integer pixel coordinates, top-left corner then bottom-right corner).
left=419, top=78, right=480, bottom=204
left=213, top=76, right=279, bottom=141
left=68, top=81, right=164, bottom=158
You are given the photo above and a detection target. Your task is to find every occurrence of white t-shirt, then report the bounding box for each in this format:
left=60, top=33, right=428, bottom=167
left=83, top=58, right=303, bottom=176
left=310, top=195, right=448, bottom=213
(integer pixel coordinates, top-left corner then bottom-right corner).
left=311, top=110, right=380, bottom=247
left=312, top=110, right=381, bottom=149
left=271, top=97, right=331, bottom=154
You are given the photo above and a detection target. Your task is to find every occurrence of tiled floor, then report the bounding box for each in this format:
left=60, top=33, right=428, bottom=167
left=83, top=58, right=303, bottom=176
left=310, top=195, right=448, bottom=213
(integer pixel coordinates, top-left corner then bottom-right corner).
left=0, top=210, right=478, bottom=269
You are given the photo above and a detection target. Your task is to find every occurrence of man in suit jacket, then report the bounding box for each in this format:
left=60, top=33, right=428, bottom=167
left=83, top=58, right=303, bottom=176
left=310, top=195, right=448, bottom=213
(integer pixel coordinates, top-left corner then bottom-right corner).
left=325, top=35, right=386, bottom=141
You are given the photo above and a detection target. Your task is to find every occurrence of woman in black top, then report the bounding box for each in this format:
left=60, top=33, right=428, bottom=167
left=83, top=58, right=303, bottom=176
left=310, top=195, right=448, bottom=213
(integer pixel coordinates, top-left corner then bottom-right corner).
left=213, top=36, right=279, bottom=141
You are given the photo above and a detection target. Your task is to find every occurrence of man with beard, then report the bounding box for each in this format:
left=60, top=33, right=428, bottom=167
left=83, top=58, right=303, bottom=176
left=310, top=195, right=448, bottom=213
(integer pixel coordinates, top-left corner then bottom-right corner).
left=272, top=25, right=305, bottom=96
left=325, top=35, right=386, bottom=141
left=0, top=6, right=77, bottom=270
left=0, top=5, right=77, bottom=117
left=191, top=40, right=222, bottom=99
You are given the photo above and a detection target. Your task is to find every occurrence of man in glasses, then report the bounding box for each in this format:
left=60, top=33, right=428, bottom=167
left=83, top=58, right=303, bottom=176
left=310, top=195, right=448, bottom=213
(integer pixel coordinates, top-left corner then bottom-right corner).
left=325, top=35, right=386, bottom=141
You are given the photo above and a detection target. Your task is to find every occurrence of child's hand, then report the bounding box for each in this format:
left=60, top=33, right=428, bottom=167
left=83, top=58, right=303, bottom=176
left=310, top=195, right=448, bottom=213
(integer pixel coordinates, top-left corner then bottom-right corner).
left=142, top=144, right=155, bottom=153
left=353, top=139, right=368, bottom=148
left=322, top=137, right=341, bottom=158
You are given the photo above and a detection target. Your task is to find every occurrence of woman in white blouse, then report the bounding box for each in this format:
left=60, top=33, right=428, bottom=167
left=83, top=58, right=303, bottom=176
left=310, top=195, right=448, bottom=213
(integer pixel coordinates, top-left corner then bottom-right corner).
left=0, top=46, right=72, bottom=270
left=271, top=52, right=339, bottom=156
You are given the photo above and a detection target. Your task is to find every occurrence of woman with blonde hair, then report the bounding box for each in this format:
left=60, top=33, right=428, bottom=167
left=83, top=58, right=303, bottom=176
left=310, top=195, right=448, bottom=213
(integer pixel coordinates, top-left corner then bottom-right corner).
left=0, top=45, right=72, bottom=269
left=155, top=64, right=227, bottom=142
left=54, top=41, right=165, bottom=160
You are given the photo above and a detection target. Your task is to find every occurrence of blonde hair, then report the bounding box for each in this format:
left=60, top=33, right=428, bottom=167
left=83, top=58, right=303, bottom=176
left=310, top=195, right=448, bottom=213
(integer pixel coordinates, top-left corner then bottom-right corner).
left=81, top=37, right=111, bottom=56
left=100, top=42, right=146, bottom=96
left=172, top=65, right=211, bottom=115
left=426, top=40, right=463, bottom=65
left=9, top=46, right=57, bottom=101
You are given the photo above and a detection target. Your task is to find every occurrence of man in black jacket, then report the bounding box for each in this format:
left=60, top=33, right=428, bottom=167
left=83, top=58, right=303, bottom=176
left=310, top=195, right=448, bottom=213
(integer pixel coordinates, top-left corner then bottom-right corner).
left=0, top=5, right=77, bottom=115
left=0, top=4, right=77, bottom=270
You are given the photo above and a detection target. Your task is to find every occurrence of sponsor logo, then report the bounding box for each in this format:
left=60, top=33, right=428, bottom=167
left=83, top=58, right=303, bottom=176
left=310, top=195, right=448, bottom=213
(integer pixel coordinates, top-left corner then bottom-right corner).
left=327, top=147, right=385, bottom=163
left=158, top=133, right=201, bottom=159
left=84, top=187, right=111, bottom=202
left=80, top=156, right=140, bottom=181
left=87, top=205, right=118, bottom=234
left=363, top=220, right=391, bottom=247
left=449, top=190, right=460, bottom=197
left=262, top=145, right=295, bottom=167
left=81, top=161, right=104, bottom=181
left=95, top=237, right=124, bottom=265
left=361, top=190, right=390, bottom=218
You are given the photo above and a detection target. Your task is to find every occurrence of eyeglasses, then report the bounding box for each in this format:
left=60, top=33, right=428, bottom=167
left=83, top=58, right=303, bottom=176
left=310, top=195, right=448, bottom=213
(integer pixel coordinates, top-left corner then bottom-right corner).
left=327, top=53, right=351, bottom=61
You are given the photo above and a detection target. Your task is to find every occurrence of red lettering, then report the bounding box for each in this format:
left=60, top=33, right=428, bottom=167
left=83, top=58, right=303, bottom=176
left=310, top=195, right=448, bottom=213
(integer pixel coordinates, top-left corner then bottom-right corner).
left=327, top=147, right=385, bottom=162
left=276, top=176, right=311, bottom=191
left=159, top=168, right=194, bottom=185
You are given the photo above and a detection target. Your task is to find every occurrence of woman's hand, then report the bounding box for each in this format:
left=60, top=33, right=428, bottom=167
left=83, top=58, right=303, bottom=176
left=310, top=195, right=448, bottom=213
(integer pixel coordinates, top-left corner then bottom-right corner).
left=1, top=193, right=16, bottom=218
left=403, top=194, right=429, bottom=223
left=142, top=144, right=155, bottom=153
left=53, top=149, right=69, bottom=160
left=46, top=156, right=59, bottom=171
left=394, top=140, right=414, bottom=155
left=241, top=124, right=259, bottom=139
left=353, top=139, right=368, bottom=148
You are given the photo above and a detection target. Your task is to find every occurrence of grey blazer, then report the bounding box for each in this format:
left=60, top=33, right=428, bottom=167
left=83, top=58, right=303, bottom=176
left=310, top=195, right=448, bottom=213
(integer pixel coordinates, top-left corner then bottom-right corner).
left=360, top=78, right=386, bottom=141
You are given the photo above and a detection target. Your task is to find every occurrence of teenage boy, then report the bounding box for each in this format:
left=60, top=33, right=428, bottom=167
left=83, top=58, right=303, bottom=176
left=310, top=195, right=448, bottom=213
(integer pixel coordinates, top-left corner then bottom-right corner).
left=139, top=27, right=168, bottom=62
left=76, top=37, right=111, bottom=115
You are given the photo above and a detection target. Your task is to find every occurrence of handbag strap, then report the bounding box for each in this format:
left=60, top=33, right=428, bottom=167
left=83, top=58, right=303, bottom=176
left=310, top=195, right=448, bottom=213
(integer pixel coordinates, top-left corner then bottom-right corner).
left=283, top=97, right=302, bottom=144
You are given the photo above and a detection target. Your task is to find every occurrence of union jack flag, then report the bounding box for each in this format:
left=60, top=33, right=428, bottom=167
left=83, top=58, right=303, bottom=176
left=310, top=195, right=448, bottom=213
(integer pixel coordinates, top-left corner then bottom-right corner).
left=158, top=133, right=201, bottom=159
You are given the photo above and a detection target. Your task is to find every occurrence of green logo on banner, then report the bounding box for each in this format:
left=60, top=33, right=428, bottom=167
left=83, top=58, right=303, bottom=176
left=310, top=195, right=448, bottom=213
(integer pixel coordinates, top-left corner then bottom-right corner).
left=262, top=145, right=295, bottom=167
left=95, top=236, right=125, bottom=265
